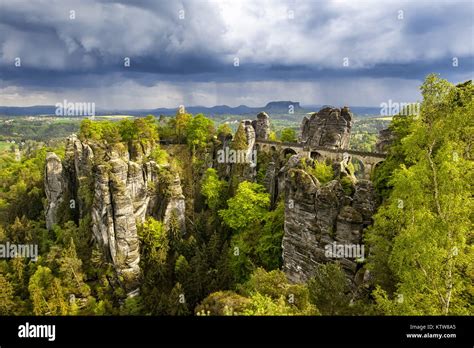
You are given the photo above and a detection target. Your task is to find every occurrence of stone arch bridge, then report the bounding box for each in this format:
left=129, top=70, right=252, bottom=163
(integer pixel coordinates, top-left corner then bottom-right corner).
left=255, top=139, right=386, bottom=179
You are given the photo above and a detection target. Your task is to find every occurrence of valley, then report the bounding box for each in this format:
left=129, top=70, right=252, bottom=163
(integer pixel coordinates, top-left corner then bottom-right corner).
left=0, top=76, right=471, bottom=316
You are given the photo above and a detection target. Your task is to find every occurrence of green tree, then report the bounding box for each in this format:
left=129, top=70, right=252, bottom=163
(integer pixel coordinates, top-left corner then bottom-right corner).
left=28, top=266, right=69, bottom=315
left=256, top=201, right=285, bottom=270
left=201, top=168, right=227, bottom=211
left=175, top=112, right=192, bottom=141
left=100, top=122, right=121, bottom=143
left=186, top=114, right=215, bottom=151
left=58, top=238, right=90, bottom=298
left=120, top=296, right=144, bottom=315
left=219, top=181, right=270, bottom=231
left=366, top=75, right=474, bottom=315
left=150, top=147, right=169, bottom=165
left=0, top=147, right=48, bottom=224
left=79, top=119, right=102, bottom=141
left=195, top=290, right=250, bottom=315
left=300, top=158, right=335, bottom=185
left=134, top=116, right=159, bottom=142
left=138, top=217, right=168, bottom=265
left=0, top=273, right=16, bottom=315
left=197, top=268, right=317, bottom=315
left=372, top=114, right=415, bottom=198
left=268, top=131, right=278, bottom=141
left=168, top=282, right=190, bottom=315
left=316, top=162, right=335, bottom=184
left=118, top=119, right=138, bottom=142
left=280, top=128, right=297, bottom=142
left=232, top=122, right=248, bottom=150
left=307, top=263, right=352, bottom=315
left=220, top=185, right=284, bottom=282
left=217, top=123, right=232, bottom=137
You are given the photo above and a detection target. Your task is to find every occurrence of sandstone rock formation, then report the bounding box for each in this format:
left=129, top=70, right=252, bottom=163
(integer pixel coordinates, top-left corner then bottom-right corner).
left=281, top=155, right=376, bottom=284
left=262, top=160, right=277, bottom=205
left=162, top=173, right=186, bottom=234
left=252, top=112, right=271, bottom=140
left=375, top=128, right=393, bottom=153
left=44, top=135, right=186, bottom=293
left=44, top=152, right=66, bottom=230
left=230, top=120, right=257, bottom=183
left=301, top=106, right=353, bottom=149
left=242, top=120, right=256, bottom=151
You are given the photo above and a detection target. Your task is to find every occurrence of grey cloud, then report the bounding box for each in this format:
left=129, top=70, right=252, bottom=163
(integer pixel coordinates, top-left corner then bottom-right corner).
left=0, top=0, right=472, bottom=107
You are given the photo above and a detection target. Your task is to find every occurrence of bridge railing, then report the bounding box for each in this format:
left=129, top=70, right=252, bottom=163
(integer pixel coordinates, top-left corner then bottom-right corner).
left=255, top=139, right=387, bottom=158
left=256, top=139, right=304, bottom=148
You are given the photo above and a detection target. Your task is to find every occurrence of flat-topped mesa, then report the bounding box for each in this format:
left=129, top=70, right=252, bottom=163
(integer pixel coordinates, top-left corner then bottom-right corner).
left=252, top=112, right=271, bottom=140
left=301, top=106, right=353, bottom=149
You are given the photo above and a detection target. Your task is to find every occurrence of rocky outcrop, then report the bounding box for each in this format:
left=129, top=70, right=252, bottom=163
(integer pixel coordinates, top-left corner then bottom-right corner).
left=263, top=161, right=277, bottom=205
left=44, top=153, right=66, bottom=230
left=333, top=153, right=357, bottom=182
left=91, top=158, right=141, bottom=290
left=230, top=120, right=257, bottom=183
left=281, top=155, right=376, bottom=284
left=44, top=135, right=186, bottom=293
left=63, top=134, right=94, bottom=217
left=352, top=180, right=378, bottom=223
left=301, top=106, right=353, bottom=149
left=242, top=120, right=256, bottom=153
left=252, top=112, right=271, bottom=140
left=163, top=174, right=186, bottom=234
left=375, top=128, right=393, bottom=153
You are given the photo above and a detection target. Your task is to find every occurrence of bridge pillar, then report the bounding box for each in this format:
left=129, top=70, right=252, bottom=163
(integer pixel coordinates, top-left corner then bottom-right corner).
left=363, top=163, right=373, bottom=180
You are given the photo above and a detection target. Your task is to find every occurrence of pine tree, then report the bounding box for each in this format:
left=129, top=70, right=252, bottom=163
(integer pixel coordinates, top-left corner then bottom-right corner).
left=58, top=238, right=90, bottom=298
left=28, top=266, right=69, bottom=315
left=168, top=282, right=190, bottom=315
left=232, top=122, right=248, bottom=151
left=0, top=273, right=16, bottom=315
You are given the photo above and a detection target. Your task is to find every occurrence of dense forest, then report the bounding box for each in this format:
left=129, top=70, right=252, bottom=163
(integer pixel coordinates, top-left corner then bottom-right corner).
left=0, top=75, right=472, bottom=316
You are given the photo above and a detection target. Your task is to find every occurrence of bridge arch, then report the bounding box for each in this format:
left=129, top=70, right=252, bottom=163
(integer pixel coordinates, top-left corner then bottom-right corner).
left=282, top=147, right=297, bottom=158
left=350, top=157, right=365, bottom=179
left=310, top=151, right=323, bottom=162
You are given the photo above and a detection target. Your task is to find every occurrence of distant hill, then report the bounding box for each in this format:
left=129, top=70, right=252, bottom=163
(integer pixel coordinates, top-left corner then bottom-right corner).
left=0, top=102, right=381, bottom=117
left=0, top=105, right=57, bottom=116
left=143, top=101, right=303, bottom=116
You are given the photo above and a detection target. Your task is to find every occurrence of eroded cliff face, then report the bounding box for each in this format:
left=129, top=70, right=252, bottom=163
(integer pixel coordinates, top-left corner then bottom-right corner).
left=219, top=119, right=258, bottom=187
left=252, top=112, right=271, bottom=140
left=280, top=155, right=377, bottom=284
left=44, top=152, right=66, bottom=230
left=375, top=128, right=394, bottom=153
left=44, top=135, right=186, bottom=293
left=301, top=106, right=353, bottom=149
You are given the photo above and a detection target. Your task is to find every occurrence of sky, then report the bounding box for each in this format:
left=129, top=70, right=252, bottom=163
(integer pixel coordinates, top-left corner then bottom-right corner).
left=0, top=0, right=473, bottom=109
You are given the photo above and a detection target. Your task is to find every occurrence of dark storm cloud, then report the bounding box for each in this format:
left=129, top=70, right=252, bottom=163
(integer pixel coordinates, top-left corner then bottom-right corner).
left=0, top=0, right=472, bottom=106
